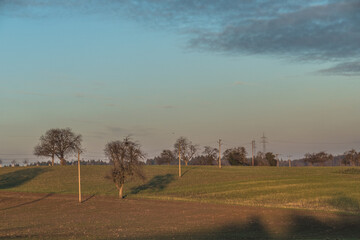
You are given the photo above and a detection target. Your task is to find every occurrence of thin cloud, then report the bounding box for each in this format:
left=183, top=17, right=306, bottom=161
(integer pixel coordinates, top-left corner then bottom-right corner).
left=161, top=105, right=176, bottom=109
left=3, top=0, right=360, bottom=76
left=233, top=81, right=259, bottom=87
left=107, top=125, right=155, bottom=137
left=73, top=93, right=116, bottom=101
left=317, top=61, right=360, bottom=76
left=105, top=103, right=119, bottom=107
left=16, top=91, right=53, bottom=97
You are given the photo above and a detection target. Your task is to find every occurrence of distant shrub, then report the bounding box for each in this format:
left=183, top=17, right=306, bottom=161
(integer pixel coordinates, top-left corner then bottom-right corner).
left=338, top=168, right=360, bottom=175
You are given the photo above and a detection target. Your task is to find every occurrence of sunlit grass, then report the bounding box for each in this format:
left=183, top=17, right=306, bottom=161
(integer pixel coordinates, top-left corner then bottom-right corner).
left=1, top=165, right=360, bottom=213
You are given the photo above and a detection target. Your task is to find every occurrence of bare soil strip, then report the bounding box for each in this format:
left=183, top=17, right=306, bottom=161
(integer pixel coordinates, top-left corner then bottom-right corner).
left=1, top=192, right=360, bottom=239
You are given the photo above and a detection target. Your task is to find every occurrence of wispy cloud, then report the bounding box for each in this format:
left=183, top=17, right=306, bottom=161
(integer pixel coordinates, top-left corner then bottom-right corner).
left=73, top=93, right=116, bottom=101
left=161, top=105, right=176, bottom=109
left=105, top=103, right=119, bottom=107
left=16, top=91, right=53, bottom=97
left=3, top=0, right=360, bottom=76
left=233, top=81, right=260, bottom=87
left=107, top=125, right=155, bottom=137
left=317, top=61, right=360, bottom=76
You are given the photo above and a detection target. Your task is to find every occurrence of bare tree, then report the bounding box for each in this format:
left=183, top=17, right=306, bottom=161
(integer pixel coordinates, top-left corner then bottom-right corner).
left=343, top=149, right=359, bottom=166
left=203, top=146, right=218, bottom=165
left=157, top=149, right=176, bottom=165
left=104, top=137, right=146, bottom=199
left=304, top=152, right=333, bottom=166
left=223, top=147, right=248, bottom=166
left=34, top=128, right=82, bottom=166
left=11, top=159, right=17, bottom=167
left=174, top=137, right=198, bottom=166
left=23, top=159, right=28, bottom=167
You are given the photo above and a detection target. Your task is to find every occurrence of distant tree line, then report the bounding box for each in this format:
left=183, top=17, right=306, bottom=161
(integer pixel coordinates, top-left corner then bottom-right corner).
left=10, top=127, right=358, bottom=201
left=0, top=130, right=355, bottom=168
left=145, top=137, right=360, bottom=167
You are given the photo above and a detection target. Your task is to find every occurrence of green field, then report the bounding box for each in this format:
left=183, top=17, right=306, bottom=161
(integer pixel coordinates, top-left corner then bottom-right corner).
left=1, top=165, right=360, bottom=214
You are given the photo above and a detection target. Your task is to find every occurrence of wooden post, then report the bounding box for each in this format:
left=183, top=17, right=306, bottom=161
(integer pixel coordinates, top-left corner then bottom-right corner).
left=78, top=150, right=81, bottom=203
left=218, top=139, right=222, bottom=169
left=178, top=145, right=181, bottom=178
left=289, top=159, right=291, bottom=167
left=251, top=140, right=255, bottom=166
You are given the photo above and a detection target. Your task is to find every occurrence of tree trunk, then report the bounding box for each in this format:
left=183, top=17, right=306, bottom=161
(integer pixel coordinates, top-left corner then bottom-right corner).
left=52, top=155, right=54, bottom=166
left=185, top=161, right=188, bottom=166
left=119, top=184, right=124, bottom=199
left=60, top=158, right=66, bottom=166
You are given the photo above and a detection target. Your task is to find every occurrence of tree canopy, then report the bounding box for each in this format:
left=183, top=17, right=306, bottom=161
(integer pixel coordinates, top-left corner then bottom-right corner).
left=34, top=128, right=82, bottom=166
left=223, top=147, right=247, bottom=166
left=342, top=149, right=359, bottom=166
left=174, top=137, right=198, bottom=166
left=304, top=152, right=333, bottom=166
left=104, top=137, right=146, bottom=198
left=155, top=149, right=176, bottom=165
left=265, top=152, right=277, bottom=166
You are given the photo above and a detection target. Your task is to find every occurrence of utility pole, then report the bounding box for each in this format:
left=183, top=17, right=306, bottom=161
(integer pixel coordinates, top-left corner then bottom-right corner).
left=178, top=145, right=181, bottom=178
left=275, top=154, right=279, bottom=167
left=251, top=140, right=256, bottom=166
left=261, top=133, right=268, bottom=154
left=287, top=155, right=292, bottom=167
left=77, top=149, right=81, bottom=203
left=218, top=139, right=222, bottom=169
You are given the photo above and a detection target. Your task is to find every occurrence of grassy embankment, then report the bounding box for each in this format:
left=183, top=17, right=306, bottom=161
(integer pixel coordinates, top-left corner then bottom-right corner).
left=1, top=165, right=360, bottom=213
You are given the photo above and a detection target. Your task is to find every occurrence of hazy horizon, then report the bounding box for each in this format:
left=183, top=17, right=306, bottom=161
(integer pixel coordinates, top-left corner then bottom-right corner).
left=1, top=1, right=360, bottom=164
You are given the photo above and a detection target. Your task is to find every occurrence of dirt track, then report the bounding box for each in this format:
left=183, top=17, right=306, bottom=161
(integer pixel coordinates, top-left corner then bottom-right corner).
left=1, top=192, right=360, bottom=239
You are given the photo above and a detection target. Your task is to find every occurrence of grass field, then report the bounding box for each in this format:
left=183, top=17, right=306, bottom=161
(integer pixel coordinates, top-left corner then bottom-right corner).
left=1, top=165, right=360, bottom=214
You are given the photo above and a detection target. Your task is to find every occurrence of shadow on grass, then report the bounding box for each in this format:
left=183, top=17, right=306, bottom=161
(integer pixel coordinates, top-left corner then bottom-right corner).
left=1, top=193, right=53, bottom=211
left=181, top=166, right=198, bottom=177
left=336, top=168, right=360, bottom=174
left=131, top=174, right=175, bottom=194
left=82, top=194, right=96, bottom=203
left=116, top=214, right=360, bottom=240
left=3, top=204, right=360, bottom=239
left=327, top=196, right=360, bottom=211
left=0, top=168, right=47, bottom=189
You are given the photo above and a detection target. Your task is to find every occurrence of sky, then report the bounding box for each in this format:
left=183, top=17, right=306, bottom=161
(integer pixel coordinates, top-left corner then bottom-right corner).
left=1, top=0, right=360, bottom=164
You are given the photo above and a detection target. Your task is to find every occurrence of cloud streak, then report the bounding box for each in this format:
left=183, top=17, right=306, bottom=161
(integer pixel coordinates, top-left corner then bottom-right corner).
left=2, top=0, right=360, bottom=75
left=317, top=61, right=360, bottom=76
left=107, top=125, right=155, bottom=137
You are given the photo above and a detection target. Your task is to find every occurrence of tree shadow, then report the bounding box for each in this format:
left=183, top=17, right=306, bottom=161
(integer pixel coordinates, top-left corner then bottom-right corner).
left=0, top=168, right=47, bottom=189
left=130, top=174, right=175, bottom=194
left=288, top=214, right=360, bottom=239
left=1, top=193, right=53, bottom=211
left=81, top=194, right=95, bottom=203
left=182, top=166, right=198, bottom=177
left=119, top=213, right=360, bottom=240
left=327, top=195, right=360, bottom=211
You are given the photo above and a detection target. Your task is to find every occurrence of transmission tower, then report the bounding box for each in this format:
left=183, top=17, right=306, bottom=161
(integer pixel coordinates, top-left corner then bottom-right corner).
left=261, top=133, right=268, bottom=154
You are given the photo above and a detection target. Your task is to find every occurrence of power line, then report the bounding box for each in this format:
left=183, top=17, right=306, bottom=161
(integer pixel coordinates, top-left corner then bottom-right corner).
left=271, top=139, right=360, bottom=145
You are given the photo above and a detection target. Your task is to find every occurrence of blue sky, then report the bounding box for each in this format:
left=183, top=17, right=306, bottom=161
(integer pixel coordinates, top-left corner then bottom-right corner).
left=1, top=0, right=360, bottom=164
